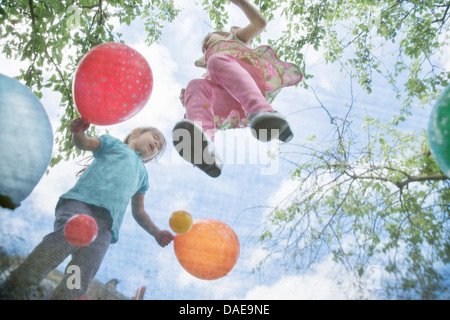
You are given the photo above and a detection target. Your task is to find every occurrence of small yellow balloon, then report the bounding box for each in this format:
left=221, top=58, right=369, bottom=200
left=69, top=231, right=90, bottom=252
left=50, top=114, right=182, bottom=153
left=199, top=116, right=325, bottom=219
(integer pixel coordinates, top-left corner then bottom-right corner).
left=169, top=210, right=193, bottom=234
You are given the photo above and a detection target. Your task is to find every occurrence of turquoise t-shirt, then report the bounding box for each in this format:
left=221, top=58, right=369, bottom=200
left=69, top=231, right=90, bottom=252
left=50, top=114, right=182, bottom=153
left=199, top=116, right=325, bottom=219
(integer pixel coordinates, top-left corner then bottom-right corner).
left=61, top=134, right=149, bottom=243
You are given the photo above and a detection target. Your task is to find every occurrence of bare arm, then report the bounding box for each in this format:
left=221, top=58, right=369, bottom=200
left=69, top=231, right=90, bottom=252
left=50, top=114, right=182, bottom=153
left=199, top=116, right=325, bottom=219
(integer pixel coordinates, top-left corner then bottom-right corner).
left=70, top=118, right=101, bottom=152
left=230, top=0, right=267, bottom=43
left=131, top=193, right=174, bottom=247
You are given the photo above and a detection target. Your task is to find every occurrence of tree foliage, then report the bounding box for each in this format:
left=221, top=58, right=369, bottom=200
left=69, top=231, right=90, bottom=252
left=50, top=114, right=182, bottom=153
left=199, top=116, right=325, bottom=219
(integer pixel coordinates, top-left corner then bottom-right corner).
left=261, top=88, right=449, bottom=298
left=204, top=0, right=450, bottom=120
left=0, top=0, right=179, bottom=167
left=248, top=0, right=449, bottom=298
left=199, top=0, right=450, bottom=298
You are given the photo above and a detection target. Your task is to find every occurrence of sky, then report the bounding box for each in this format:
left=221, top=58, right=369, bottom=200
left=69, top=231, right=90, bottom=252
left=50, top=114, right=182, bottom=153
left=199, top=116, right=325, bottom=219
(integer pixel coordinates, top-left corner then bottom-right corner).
left=0, top=0, right=446, bottom=300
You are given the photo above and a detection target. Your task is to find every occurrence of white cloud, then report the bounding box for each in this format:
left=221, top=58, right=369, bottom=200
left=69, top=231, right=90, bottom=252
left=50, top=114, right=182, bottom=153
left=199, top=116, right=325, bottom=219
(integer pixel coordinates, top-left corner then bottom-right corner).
left=165, top=191, right=196, bottom=213
left=265, top=178, right=298, bottom=209
left=245, top=245, right=269, bottom=269
left=439, top=39, right=450, bottom=71
left=170, top=265, right=245, bottom=299
left=0, top=215, right=28, bottom=238
left=0, top=55, right=28, bottom=79
left=243, top=255, right=381, bottom=300
left=27, top=160, right=78, bottom=215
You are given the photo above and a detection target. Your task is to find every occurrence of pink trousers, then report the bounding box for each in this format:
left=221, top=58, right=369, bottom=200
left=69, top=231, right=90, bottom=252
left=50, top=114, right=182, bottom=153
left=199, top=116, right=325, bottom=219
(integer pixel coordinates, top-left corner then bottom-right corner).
left=184, top=53, right=273, bottom=140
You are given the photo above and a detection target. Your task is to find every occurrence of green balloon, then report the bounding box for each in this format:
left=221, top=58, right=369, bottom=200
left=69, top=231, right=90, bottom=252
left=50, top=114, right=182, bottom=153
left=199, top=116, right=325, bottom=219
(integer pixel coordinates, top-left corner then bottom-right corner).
left=428, top=85, right=450, bottom=177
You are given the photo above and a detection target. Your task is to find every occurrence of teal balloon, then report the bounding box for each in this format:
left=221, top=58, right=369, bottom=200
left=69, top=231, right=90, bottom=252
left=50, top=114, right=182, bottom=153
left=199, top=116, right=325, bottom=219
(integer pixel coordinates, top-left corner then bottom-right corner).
left=0, top=74, right=53, bottom=210
left=428, top=85, right=450, bottom=177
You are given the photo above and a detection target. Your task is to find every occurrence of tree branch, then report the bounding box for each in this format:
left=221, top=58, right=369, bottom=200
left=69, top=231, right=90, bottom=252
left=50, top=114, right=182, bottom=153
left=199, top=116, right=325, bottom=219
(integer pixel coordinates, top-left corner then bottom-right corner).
left=43, top=48, right=74, bottom=116
left=28, top=0, right=36, bottom=29
left=344, top=167, right=448, bottom=190
left=395, top=174, right=449, bottom=189
left=432, top=2, right=450, bottom=26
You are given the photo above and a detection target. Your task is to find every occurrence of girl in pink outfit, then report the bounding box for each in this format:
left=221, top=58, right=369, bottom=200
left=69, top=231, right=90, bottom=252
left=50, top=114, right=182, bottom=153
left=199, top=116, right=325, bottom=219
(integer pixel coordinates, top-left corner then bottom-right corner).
left=173, top=0, right=302, bottom=177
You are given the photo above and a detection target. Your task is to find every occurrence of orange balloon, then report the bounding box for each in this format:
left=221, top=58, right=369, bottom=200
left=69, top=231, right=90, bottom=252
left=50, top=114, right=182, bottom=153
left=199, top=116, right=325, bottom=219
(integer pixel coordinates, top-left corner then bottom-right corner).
left=174, top=219, right=240, bottom=280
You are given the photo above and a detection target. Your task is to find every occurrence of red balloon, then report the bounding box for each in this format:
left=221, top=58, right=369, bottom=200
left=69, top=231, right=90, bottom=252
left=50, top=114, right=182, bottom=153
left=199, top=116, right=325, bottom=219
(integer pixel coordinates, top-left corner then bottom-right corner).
left=64, top=214, right=98, bottom=247
left=73, top=43, right=153, bottom=125
left=174, top=219, right=240, bottom=280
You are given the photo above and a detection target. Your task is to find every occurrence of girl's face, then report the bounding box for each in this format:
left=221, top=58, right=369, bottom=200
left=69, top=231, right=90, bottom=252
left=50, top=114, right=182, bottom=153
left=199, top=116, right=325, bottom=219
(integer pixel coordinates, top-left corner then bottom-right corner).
left=129, top=130, right=165, bottom=162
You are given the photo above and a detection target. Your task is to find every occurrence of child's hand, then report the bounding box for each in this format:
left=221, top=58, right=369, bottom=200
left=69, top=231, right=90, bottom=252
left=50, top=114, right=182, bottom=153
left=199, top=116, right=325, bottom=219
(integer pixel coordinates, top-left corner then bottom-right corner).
left=179, top=88, right=186, bottom=107
left=70, top=118, right=90, bottom=135
left=155, top=229, right=174, bottom=247
left=70, top=118, right=100, bottom=151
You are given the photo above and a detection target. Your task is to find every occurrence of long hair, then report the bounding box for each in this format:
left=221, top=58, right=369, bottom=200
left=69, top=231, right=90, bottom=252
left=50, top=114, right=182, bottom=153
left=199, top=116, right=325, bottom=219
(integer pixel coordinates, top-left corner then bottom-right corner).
left=76, top=127, right=166, bottom=178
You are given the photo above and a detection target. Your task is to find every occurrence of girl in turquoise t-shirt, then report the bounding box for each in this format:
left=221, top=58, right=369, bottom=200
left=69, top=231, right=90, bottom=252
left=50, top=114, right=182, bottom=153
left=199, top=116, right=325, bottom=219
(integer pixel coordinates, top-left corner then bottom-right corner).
left=0, top=118, right=174, bottom=300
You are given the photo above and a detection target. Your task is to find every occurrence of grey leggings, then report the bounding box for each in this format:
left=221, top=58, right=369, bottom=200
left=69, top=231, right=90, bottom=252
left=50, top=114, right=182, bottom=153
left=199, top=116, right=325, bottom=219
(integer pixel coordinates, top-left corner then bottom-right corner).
left=8, top=199, right=113, bottom=300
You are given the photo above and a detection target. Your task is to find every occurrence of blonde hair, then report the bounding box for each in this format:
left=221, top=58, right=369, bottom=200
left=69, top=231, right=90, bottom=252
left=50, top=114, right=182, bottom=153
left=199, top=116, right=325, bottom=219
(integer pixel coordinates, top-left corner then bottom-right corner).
left=76, top=127, right=166, bottom=177
left=202, top=30, right=231, bottom=53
